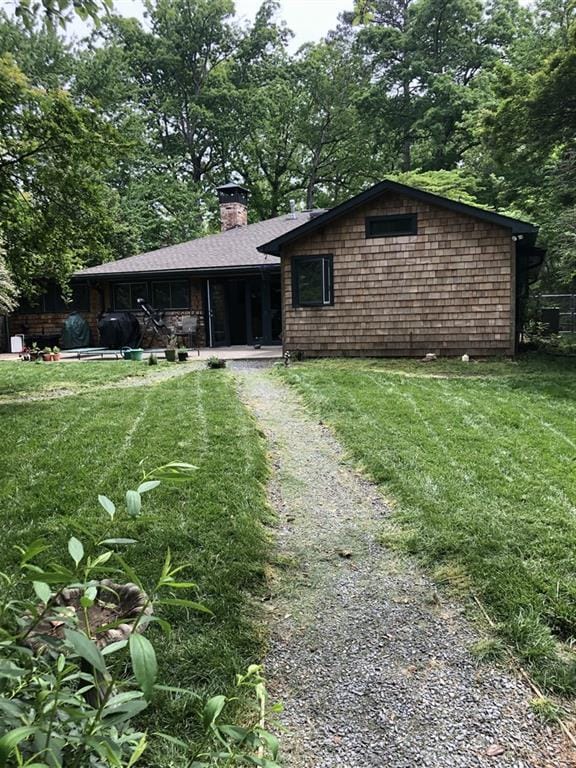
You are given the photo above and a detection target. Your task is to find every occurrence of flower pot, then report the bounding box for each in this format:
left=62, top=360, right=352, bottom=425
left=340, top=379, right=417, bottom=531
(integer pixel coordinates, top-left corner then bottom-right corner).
left=177, top=351, right=188, bottom=362
left=165, top=349, right=177, bottom=362
left=52, top=353, right=61, bottom=361
left=42, top=354, right=52, bottom=362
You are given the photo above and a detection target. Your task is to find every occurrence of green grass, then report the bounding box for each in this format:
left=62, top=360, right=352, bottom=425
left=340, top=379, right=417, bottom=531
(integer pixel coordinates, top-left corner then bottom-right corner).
left=0, top=360, right=154, bottom=397
left=0, top=364, right=271, bottom=763
left=279, top=355, right=576, bottom=694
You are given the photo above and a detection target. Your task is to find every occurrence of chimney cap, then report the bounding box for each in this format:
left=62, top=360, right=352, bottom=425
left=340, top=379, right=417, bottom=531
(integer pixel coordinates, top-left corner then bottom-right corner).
left=216, top=181, right=249, bottom=208
left=216, top=181, right=249, bottom=194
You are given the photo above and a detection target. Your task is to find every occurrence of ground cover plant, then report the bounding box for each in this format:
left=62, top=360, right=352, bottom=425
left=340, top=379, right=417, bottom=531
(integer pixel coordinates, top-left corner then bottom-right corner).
left=0, top=364, right=272, bottom=764
left=280, top=355, right=576, bottom=695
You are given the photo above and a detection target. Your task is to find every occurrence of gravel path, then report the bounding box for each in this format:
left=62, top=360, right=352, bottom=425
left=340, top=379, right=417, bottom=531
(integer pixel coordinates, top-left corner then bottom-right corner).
left=238, top=370, right=575, bottom=768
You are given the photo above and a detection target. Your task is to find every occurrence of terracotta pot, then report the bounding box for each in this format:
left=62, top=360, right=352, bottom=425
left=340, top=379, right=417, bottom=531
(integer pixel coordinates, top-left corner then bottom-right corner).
left=42, top=354, right=52, bottom=362
left=52, top=353, right=61, bottom=361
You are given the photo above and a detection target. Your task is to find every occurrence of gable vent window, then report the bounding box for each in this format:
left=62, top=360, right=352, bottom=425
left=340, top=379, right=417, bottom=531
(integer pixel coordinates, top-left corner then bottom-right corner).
left=366, top=214, right=417, bottom=238
left=292, top=255, right=333, bottom=308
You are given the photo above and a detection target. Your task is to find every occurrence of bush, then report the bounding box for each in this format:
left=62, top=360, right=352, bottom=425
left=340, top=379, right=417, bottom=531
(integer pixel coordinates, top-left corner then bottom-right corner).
left=206, top=357, right=226, bottom=369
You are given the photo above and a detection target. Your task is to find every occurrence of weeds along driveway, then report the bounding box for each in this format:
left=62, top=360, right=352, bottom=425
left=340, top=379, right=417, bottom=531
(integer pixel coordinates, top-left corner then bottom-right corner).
left=238, top=369, right=573, bottom=768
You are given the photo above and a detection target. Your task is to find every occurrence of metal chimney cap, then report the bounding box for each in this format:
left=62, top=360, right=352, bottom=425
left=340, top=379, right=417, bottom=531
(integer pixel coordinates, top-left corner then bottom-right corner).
left=216, top=182, right=250, bottom=194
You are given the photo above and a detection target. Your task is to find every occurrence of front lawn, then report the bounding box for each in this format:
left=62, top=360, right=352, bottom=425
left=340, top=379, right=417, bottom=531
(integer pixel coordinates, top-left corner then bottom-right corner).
left=0, top=359, right=153, bottom=397
left=280, top=355, right=576, bottom=694
left=0, top=363, right=271, bottom=763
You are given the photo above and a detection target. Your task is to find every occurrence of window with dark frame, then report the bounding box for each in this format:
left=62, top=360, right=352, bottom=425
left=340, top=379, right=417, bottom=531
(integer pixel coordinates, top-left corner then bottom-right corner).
left=292, top=255, right=333, bottom=308
left=113, top=283, right=148, bottom=310
left=112, top=281, right=190, bottom=311
left=15, top=282, right=90, bottom=314
left=365, top=213, right=417, bottom=238
left=151, top=280, right=189, bottom=309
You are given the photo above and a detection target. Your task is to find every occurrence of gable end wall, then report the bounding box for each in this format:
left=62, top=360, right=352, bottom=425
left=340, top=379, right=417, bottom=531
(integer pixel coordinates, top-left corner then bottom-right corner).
left=281, top=193, right=515, bottom=357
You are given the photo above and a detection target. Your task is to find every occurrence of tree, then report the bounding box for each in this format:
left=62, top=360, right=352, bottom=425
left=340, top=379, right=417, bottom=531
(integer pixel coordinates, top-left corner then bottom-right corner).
left=293, top=39, right=373, bottom=209
left=0, top=239, right=18, bottom=314
left=0, top=53, right=134, bottom=300
left=14, top=0, right=112, bottom=29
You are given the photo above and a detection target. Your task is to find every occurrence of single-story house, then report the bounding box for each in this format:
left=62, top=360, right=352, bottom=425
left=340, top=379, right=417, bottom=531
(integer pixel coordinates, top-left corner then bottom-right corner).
left=5, top=180, right=544, bottom=356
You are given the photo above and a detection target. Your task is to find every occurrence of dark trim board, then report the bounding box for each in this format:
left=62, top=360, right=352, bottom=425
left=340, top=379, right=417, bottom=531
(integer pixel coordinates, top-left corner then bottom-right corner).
left=72, top=264, right=281, bottom=283
left=258, top=179, right=538, bottom=256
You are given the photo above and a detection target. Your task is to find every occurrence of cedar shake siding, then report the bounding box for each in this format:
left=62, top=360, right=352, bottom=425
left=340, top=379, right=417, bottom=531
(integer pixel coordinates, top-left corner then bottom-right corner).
left=279, top=193, right=516, bottom=358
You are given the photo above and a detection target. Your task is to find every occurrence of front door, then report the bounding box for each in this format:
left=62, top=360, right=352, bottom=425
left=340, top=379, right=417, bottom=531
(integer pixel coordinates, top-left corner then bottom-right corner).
left=206, top=274, right=282, bottom=347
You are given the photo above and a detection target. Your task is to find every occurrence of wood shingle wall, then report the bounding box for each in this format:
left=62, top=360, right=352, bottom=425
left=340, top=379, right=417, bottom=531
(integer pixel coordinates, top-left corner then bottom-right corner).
left=281, top=193, right=515, bottom=357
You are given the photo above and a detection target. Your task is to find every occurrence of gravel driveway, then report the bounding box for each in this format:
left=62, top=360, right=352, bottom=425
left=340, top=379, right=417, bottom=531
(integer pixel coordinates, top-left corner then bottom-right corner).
left=238, top=369, right=574, bottom=768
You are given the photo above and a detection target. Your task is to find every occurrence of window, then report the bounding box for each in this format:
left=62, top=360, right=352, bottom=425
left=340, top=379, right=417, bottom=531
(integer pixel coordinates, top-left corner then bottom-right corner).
left=292, top=255, right=333, bottom=307
left=365, top=214, right=417, bottom=238
left=70, top=283, right=90, bottom=312
left=16, top=282, right=90, bottom=314
left=151, top=281, right=189, bottom=309
left=113, top=283, right=148, bottom=310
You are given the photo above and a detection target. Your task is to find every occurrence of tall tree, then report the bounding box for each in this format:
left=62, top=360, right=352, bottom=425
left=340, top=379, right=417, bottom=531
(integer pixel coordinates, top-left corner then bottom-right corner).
left=0, top=53, right=134, bottom=300
left=293, top=39, right=373, bottom=208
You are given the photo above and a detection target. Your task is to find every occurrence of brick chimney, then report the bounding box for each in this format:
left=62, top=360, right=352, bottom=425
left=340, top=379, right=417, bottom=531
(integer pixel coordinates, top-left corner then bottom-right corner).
left=216, top=182, right=249, bottom=231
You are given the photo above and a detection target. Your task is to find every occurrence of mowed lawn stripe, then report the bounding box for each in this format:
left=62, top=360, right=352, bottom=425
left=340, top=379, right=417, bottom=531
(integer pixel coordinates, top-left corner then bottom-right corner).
left=0, top=367, right=270, bottom=764
left=281, top=359, right=576, bottom=693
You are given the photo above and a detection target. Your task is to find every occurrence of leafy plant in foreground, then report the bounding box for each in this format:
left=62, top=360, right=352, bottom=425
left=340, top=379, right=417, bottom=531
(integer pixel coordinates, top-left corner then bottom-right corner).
left=0, top=462, right=281, bottom=767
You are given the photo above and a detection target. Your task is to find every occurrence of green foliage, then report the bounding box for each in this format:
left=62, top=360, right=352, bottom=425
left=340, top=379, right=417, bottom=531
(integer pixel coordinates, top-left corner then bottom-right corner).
left=386, top=170, right=482, bottom=206
left=0, top=238, right=18, bottom=314
left=0, top=48, right=135, bottom=301
left=0, top=464, right=202, bottom=767
left=14, top=0, right=112, bottom=29
left=530, top=696, right=564, bottom=724
left=207, top=356, right=227, bottom=369
left=2, top=0, right=575, bottom=298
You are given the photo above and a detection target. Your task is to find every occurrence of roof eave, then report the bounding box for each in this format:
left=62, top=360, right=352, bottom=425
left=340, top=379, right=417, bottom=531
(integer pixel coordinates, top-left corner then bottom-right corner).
left=73, top=262, right=280, bottom=280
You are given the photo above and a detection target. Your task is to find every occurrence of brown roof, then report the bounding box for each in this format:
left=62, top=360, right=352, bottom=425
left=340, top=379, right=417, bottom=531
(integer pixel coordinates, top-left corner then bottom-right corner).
left=76, top=210, right=322, bottom=279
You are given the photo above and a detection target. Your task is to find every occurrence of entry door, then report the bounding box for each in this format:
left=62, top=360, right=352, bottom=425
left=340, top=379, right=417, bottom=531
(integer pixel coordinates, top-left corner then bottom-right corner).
left=207, top=280, right=229, bottom=347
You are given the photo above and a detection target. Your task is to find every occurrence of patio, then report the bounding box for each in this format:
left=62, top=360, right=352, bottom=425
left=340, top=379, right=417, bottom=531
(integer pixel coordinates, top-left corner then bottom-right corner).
left=0, top=345, right=283, bottom=363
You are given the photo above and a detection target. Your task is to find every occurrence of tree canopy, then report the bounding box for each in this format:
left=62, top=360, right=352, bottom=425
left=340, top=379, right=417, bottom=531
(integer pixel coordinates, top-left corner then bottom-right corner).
left=1, top=0, right=575, bottom=304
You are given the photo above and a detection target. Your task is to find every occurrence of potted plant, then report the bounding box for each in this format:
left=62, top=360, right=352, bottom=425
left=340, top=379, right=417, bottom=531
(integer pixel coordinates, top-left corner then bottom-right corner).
left=52, top=345, right=61, bottom=361
left=42, top=346, right=52, bottom=362
left=207, top=356, right=226, bottom=369
left=165, top=335, right=177, bottom=362
left=177, top=345, right=188, bottom=362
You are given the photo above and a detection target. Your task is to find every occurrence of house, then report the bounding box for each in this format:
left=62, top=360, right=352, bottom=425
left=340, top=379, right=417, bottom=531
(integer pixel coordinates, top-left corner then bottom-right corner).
left=5, top=180, right=544, bottom=356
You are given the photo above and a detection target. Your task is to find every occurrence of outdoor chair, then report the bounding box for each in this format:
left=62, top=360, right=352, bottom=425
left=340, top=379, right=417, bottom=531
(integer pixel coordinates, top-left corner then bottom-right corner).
left=175, top=315, right=200, bottom=355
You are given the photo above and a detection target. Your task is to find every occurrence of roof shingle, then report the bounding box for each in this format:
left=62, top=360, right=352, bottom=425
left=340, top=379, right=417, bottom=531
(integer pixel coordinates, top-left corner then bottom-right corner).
left=76, top=211, right=321, bottom=279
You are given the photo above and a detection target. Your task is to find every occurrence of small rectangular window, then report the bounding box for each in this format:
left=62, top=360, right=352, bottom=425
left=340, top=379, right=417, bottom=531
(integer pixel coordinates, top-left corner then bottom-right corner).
left=365, top=214, right=417, bottom=238
left=152, top=280, right=189, bottom=309
left=292, top=255, right=333, bottom=308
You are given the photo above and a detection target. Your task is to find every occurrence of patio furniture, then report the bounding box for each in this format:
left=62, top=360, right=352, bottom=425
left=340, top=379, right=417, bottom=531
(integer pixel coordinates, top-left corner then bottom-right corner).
left=137, top=298, right=171, bottom=346
left=175, top=315, right=200, bottom=355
